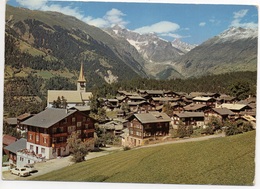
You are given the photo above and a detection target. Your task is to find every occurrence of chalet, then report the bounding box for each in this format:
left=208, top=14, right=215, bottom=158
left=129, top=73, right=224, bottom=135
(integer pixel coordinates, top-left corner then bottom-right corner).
left=127, top=101, right=154, bottom=113
left=126, top=112, right=171, bottom=147
left=47, top=63, right=92, bottom=108
left=163, top=90, right=181, bottom=98
left=150, top=97, right=181, bottom=107
left=4, top=117, right=17, bottom=128
left=217, top=95, right=237, bottom=104
left=98, top=121, right=124, bottom=136
left=4, top=138, right=27, bottom=168
left=145, top=90, right=164, bottom=98
left=205, top=108, right=235, bottom=124
left=218, top=103, right=252, bottom=117
left=105, top=99, right=119, bottom=110
left=236, top=115, right=256, bottom=129
left=172, top=112, right=205, bottom=129
left=21, top=108, right=95, bottom=160
left=3, top=135, right=17, bottom=156
left=17, top=113, right=33, bottom=132
left=192, top=96, right=216, bottom=107
left=183, top=104, right=210, bottom=112
left=202, top=92, right=220, bottom=98
left=128, top=95, right=145, bottom=102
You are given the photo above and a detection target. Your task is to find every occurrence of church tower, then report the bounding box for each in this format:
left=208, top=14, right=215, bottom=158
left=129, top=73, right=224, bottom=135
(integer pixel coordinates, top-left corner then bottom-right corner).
left=77, top=63, right=86, bottom=92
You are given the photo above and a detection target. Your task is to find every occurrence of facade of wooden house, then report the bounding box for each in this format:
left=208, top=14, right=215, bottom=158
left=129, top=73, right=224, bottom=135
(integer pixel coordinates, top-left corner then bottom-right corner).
left=21, top=108, right=95, bottom=160
left=172, top=112, right=205, bottom=129
left=126, top=112, right=171, bottom=147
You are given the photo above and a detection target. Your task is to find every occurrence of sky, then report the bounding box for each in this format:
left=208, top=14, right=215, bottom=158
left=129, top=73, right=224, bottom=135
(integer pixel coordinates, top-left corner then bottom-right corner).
left=5, top=0, right=259, bottom=44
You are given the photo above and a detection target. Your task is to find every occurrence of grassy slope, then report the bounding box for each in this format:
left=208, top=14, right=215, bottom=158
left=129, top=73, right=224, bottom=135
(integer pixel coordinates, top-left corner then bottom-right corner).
left=31, top=131, right=256, bottom=185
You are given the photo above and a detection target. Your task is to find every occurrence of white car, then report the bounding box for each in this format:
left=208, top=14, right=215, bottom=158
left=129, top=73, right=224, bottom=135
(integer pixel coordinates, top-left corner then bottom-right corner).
left=24, top=164, right=37, bottom=173
left=10, top=167, right=30, bottom=177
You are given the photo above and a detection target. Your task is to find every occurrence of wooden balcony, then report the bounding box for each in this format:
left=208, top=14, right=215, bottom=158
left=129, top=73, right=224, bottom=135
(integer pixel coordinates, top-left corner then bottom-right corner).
left=52, top=132, right=68, bottom=137
left=52, top=142, right=67, bottom=148
left=83, top=129, right=95, bottom=134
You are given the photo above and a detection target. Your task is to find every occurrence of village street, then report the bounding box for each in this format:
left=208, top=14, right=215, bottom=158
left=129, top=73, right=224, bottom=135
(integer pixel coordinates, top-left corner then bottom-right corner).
left=2, top=133, right=225, bottom=181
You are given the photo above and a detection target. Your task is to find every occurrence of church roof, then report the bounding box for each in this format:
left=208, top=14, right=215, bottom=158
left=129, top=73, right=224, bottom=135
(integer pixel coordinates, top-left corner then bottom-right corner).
left=78, top=63, right=86, bottom=82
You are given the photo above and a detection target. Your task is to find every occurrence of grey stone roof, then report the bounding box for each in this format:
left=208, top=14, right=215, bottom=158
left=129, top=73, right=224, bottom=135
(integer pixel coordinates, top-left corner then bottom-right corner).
left=175, top=112, right=204, bottom=118
left=130, top=112, right=171, bottom=124
left=21, top=108, right=77, bottom=128
left=4, top=138, right=27, bottom=154
left=212, top=108, right=235, bottom=116
left=184, top=104, right=207, bottom=111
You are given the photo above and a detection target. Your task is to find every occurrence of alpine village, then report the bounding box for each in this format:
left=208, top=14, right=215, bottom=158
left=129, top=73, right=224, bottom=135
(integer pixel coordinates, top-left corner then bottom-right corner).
left=2, top=4, right=257, bottom=186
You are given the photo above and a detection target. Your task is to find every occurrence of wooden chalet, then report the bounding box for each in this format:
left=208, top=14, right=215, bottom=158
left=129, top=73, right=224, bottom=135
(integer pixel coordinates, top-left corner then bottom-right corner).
left=192, top=96, right=216, bottom=107
left=218, top=103, right=252, bottom=117
left=4, top=138, right=26, bottom=167
left=126, top=112, right=171, bottom=147
left=183, top=104, right=210, bottom=112
left=205, top=108, right=235, bottom=124
left=172, top=112, right=205, bottom=128
left=21, top=108, right=95, bottom=160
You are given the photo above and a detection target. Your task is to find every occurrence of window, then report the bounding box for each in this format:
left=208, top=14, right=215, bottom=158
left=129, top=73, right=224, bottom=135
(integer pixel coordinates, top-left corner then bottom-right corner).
left=62, top=118, right=67, bottom=124
left=44, top=129, right=47, bottom=134
left=53, top=128, right=57, bottom=133
left=20, top=157, right=24, bottom=161
left=28, top=160, right=30, bottom=164
left=83, top=117, right=86, bottom=122
left=43, top=137, right=47, bottom=144
left=60, top=137, right=64, bottom=142
left=41, top=148, right=45, bottom=154
left=72, top=117, right=76, bottom=123
left=52, top=138, right=57, bottom=143
left=77, top=122, right=82, bottom=127
left=77, top=130, right=82, bottom=135
left=36, top=135, right=39, bottom=142
left=68, top=126, right=76, bottom=133
left=85, top=124, right=89, bottom=129
left=29, top=134, right=33, bottom=140
left=30, top=145, right=33, bottom=150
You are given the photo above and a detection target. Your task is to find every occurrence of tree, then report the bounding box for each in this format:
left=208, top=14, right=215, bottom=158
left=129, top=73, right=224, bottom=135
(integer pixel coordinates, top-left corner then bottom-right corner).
left=67, top=132, right=91, bottom=163
left=229, top=81, right=250, bottom=100
left=176, top=121, right=192, bottom=138
left=162, top=103, right=172, bottom=116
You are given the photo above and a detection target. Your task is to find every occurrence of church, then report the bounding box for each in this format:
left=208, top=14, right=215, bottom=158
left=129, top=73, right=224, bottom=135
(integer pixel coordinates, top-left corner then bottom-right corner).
left=47, top=63, right=93, bottom=109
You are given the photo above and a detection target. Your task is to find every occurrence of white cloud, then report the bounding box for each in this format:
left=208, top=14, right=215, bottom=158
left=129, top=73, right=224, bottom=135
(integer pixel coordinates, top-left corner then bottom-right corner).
left=134, top=21, right=180, bottom=34
left=160, top=33, right=190, bottom=39
left=16, top=0, right=47, bottom=9
left=15, top=0, right=128, bottom=28
left=230, top=9, right=257, bottom=29
left=199, top=22, right=206, bottom=27
left=233, top=9, right=248, bottom=19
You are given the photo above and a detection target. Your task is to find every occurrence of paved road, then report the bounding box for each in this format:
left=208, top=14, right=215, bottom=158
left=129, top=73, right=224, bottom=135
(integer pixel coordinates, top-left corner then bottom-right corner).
left=2, top=133, right=225, bottom=181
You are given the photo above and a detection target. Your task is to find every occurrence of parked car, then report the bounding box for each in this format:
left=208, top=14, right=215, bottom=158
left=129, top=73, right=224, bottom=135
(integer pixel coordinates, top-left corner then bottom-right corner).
left=24, top=164, right=37, bottom=173
left=10, top=167, right=30, bottom=177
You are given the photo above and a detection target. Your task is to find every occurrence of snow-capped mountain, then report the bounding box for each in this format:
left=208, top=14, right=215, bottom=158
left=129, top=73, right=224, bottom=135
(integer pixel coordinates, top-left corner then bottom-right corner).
left=107, top=25, right=185, bottom=63
left=171, top=39, right=197, bottom=53
left=106, top=25, right=196, bottom=78
left=216, top=27, right=258, bottom=43
left=174, top=27, right=258, bottom=77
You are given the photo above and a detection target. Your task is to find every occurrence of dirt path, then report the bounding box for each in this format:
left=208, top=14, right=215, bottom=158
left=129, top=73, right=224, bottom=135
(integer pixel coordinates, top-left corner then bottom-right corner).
left=138, top=132, right=225, bottom=149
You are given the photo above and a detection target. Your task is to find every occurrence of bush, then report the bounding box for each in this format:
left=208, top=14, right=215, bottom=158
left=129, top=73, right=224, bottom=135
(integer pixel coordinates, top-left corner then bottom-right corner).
left=123, top=146, right=131, bottom=151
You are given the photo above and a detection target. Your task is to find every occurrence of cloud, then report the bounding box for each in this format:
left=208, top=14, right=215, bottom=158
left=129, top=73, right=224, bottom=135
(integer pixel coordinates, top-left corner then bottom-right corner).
left=199, top=22, right=206, bottom=27
left=16, top=0, right=47, bottom=9
left=160, top=33, right=190, bottom=39
left=233, top=9, right=248, bottom=19
left=230, top=9, right=258, bottom=29
left=15, top=0, right=128, bottom=28
left=134, top=21, right=180, bottom=34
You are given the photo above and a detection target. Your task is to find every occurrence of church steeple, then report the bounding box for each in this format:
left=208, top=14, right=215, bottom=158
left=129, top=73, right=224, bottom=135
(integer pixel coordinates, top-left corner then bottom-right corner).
left=77, top=63, right=86, bottom=92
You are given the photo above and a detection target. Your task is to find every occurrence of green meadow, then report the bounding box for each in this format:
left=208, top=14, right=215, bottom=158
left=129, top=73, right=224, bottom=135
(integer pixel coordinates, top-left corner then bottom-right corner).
left=31, top=131, right=255, bottom=185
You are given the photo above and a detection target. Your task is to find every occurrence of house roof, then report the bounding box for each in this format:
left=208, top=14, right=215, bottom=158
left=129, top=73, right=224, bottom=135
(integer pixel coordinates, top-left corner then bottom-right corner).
left=3, top=135, right=17, bottom=146
left=220, top=103, right=249, bottom=111
left=70, top=106, right=91, bottom=111
left=175, top=112, right=204, bottom=118
left=128, top=101, right=150, bottom=106
left=212, top=108, right=235, bottom=116
left=48, top=90, right=83, bottom=104
left=152, top=97, right=179, bottom=102
left=4, top=118, right=17, bottom=125
left=21, top=108, right=77, bottom=128
left=129, top=96, right=145, bottom=100
left=4, top=138, right=27, bottom=154
left=193, top=97, right=215, bottom=101
left=129, top=112, right=171, bottom=124
left=145, top=90, right=164, bottom=95
left=99, top=121, right=123, bottom=130
left=184, top=104, right=207, bottom=111
left=17, top=113, right=33, bottom=121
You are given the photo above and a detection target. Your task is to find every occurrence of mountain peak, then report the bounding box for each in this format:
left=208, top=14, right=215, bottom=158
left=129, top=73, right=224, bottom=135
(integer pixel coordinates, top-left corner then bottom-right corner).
left=218, top=27, right=258, bottom=42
